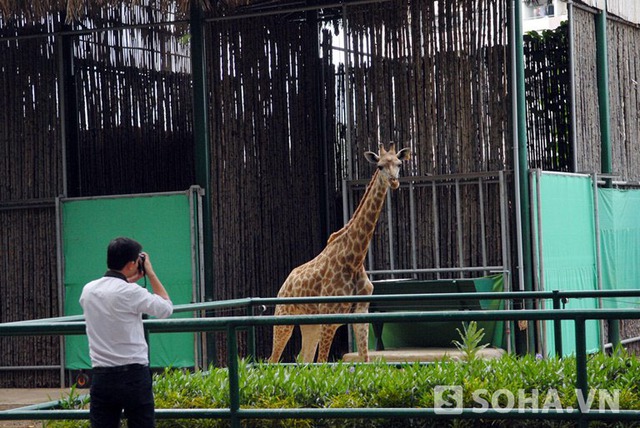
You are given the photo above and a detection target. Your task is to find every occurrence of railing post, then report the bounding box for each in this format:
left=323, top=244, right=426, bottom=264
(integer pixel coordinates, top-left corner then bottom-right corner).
left=227, top=325, right=241, bottom=428
left=247, top=303, right=257, bottom=361
left=552, top=290, right=563, bottom=357
left=575, top=317, right=589, bottom=428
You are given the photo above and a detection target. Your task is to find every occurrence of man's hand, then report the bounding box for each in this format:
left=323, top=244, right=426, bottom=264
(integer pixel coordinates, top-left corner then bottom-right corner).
left=126, top=270, right=144, bottom=283
left=137, top=252, right=171, bottom=301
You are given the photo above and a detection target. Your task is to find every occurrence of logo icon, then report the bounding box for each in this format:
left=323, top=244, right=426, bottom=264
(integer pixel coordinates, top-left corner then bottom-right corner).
left=434, top=385, right=463, bottom=415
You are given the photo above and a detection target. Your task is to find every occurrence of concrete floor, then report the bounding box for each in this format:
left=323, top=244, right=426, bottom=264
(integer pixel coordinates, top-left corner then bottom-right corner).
left=342, top=346, right=506, bottom=362
left=0, top=388, right=88, bottom=428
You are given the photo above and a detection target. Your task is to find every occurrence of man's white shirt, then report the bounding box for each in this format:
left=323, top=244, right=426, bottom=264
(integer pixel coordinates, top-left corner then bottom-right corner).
left=80, top=274, right=173, bottom=367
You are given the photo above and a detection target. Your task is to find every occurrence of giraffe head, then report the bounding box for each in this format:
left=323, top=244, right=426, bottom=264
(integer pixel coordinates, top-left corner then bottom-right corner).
left=364, top=143, right=411, bottom=190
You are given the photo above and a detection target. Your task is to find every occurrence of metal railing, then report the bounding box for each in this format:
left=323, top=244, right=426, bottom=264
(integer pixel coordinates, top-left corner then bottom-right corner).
left=2, top=289, right=640, bottom=428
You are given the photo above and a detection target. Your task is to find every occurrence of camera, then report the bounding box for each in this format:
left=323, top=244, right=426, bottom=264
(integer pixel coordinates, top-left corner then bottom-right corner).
left=138, top=253, right=146, bottom=275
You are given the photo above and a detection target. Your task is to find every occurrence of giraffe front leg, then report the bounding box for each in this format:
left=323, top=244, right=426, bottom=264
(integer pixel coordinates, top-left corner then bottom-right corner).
left=352, top=275, right=374, bottom=362
left=316, top=324, right=341, bottom=362
left=352, top=319, right=370, bottom=362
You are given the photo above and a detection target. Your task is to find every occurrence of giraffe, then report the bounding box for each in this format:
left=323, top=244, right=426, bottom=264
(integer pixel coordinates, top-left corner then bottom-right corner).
left=268, top=143, right=411, bottom=363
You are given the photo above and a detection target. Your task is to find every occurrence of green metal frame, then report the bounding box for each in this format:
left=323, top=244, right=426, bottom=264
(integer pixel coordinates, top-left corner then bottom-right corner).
left=2, top=290, right=640, bottom=428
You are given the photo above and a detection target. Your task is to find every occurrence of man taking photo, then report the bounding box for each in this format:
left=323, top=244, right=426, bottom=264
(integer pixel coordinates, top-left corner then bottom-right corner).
left=80, top=236, right=173, bottom=428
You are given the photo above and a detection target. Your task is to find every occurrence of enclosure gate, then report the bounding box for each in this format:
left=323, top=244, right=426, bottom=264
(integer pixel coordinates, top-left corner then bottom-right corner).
left=345, top=171, right=512, bottom=282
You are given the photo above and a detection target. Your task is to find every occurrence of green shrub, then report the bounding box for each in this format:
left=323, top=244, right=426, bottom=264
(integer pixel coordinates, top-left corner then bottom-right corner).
left=47, top=350, right=640, bottom=428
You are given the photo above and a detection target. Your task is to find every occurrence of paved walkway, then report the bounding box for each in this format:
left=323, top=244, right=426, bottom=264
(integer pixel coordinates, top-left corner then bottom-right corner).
left=0, top=388, right=89, bottom=428
left=0, top=388, right=87, bottom=410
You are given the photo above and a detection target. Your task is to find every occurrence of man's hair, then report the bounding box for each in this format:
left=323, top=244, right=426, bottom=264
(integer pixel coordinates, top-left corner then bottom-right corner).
left=107, top=237, right=142, bottom=270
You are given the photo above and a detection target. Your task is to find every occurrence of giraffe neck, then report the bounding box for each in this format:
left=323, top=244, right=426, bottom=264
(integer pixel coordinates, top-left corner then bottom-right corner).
left=330, top=170, right=388, bottom=267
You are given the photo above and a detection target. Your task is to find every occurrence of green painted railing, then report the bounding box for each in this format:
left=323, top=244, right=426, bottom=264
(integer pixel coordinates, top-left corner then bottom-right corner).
left=2, top=289, right=640, bottom=428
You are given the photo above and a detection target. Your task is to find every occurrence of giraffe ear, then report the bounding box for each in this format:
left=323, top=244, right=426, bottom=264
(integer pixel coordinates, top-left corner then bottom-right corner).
left=396, top=148, right=411, bottom=161
left=364, top=151, right=379, bottom=164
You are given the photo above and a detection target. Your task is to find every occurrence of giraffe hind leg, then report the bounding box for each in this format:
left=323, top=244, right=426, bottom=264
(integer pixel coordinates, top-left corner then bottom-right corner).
left=268, top=324, right=294, bottom=363
left=298, top=324, right=321, bottom=363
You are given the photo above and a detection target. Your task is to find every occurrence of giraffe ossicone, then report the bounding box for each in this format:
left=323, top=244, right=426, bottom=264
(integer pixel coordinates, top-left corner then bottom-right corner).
left=268, top=143, right=411, bottom=363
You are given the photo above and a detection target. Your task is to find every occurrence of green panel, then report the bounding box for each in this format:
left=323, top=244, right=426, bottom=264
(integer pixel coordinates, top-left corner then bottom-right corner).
left=598, top=188, right=640, bottom=309
left=62, top=192, right=196, bottom=369
left=474, top=275, right=506, bottom=347
left=368, top=276, right=506, bottom=350
left=532, top=173, right=600, bottom=356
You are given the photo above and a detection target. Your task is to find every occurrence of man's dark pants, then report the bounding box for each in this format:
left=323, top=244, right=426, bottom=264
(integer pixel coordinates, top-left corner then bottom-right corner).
left=90, top=364, right=155, bottom=428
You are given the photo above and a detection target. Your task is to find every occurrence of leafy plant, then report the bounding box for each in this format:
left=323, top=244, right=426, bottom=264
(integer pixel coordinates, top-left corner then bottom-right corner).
left=452, top=321, right=488, bottom=361
left=47, top=354, right=640, bottom=428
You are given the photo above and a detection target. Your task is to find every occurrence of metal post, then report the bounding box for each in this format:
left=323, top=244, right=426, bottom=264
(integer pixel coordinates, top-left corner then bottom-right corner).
left=595, top=6, right=620, bottom=347
left=190, top=1, right=216, bottom=364
left=511, top=0, right=535, bottom=355
left=568, top=1, right=578, bottom=171
left=530, top=170, right=543, bottom=294
left=596, top=5, right=612, bottom=181
left=317, top=12, right=331, bottom=241
left=432, top=180, right=441, bottom=280
left=57, top=29, right=80, bottom=197
left=478, top=178, right=488, bottom=275
left=247, top=304, right=257, bottom=361
left=499, top=171, right=513, bottom=353
left=552, top=290, right=563, bottom=357
left=386, top=192, right=395, bottom=275
left=54, top=197, right=66, bottom=387
left=591, top=173, right=607, bottom=351
left=227, top=325, right=240, bottom=428
left=532, top=170, right=546, bottom=355
left=342, top=5, right=353, bottom=182
left=409, top=182, right=417, bottom=275
left=574, top=317, right=589, bottom=428
left=455, top=179, right=464, bottom=278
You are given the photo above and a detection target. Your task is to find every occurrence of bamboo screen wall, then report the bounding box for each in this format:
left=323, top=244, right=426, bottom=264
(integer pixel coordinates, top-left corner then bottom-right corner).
left=0, top=16, right=65, bottom=387
left=343, top=0, right=511, bottom=289
left=573, top=6, right=602, bottom=173
left=5, top=0, right=640, bottom=380
left=72, top=6, right=195, bottom=196
left=203, top=0, right=512, bottom=363
left=523, top=24, right=572, bottom=172
left=343, top=0, right=511, bottom=178
left=0, top=5, right=194, bottom=386
left=204, top=13, right=335, bottom=364
left=572, top=5, right=640, bottom=182
left=607, top=18, right=640, bottom=182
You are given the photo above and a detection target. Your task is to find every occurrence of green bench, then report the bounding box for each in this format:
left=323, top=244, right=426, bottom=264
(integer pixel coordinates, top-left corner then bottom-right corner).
left=343, top=276, right=507, bottom=362
left=369, top=275, right=505, bottom=351
left=370, top=279, right=484, bottom=350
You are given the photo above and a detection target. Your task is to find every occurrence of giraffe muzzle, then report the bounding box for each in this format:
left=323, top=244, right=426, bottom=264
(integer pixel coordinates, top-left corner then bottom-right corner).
left=389, top=178, right=400, bottom=189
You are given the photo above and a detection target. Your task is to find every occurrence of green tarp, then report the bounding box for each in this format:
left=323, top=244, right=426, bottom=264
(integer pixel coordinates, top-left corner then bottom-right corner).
left=61, top=191, right=200, bottom=369
left=531, top=173, right=600, bottom=356
left=532, top=172, right=640, bottom=357
left=599, top=188, right=640, bottom=309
